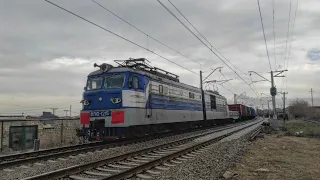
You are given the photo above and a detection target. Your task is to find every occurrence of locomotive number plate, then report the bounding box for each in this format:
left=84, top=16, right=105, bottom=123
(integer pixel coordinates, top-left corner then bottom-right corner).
left=90, top=111, right=111, bottom=117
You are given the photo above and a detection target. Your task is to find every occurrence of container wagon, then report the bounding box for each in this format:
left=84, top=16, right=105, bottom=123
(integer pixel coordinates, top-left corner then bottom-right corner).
left=250, top=107, right=256, bottom=119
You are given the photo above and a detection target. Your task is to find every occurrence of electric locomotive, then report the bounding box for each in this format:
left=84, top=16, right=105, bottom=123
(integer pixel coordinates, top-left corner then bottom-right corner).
left=80, top=58, right=231, bottom=139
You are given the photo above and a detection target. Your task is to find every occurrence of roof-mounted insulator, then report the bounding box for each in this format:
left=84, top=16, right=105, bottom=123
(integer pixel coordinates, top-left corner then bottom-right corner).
left=94, top=63, right=113, bottom=72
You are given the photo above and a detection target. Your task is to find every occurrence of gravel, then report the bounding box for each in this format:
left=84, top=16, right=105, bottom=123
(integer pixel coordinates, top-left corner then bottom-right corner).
left=152, top=125, right=261, bottom=180
left=0, top=119, right=262, bottom=180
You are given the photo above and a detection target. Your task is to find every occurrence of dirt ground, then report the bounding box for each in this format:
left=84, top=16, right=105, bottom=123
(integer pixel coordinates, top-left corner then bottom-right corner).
left=228, top=133, right=320, bottom=180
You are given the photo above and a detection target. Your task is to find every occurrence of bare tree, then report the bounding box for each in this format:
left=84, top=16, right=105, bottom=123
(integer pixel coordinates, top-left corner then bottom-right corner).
left=288, top=99, right=310, bottom=118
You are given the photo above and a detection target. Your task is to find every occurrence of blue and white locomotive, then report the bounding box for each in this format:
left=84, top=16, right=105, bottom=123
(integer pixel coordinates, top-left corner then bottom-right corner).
left=80, top=58, right=230, bottom=139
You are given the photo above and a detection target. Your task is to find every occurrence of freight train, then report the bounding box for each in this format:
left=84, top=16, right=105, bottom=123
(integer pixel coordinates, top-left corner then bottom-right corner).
left=228, top=104, right=256, bottom=121
left=80, top=58, right=256, bottom=139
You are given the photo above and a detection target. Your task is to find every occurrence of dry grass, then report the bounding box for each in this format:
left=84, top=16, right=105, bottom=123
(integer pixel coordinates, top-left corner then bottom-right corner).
left=282, top=120, right=320, bottom=137
left=229, top=135, right=320, bottom=180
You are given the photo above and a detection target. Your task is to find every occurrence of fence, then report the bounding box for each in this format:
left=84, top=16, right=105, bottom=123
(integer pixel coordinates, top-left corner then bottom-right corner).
left=0, top=118, right=81, bottom=154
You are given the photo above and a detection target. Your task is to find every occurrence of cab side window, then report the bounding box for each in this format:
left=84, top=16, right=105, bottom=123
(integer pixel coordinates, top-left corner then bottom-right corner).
left=159, top=85, right=164, bottom=94
left=133, top=76, right=139, bottom=89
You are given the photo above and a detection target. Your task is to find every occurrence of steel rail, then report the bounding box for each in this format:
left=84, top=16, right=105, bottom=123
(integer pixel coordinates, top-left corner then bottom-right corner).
left=0, top=141, right=104, bottom=162
left=0, top=120, right=255, bottom=169
left=22, top=119, right=263, bottom=180
left=249, top=126, right=262, bottom=141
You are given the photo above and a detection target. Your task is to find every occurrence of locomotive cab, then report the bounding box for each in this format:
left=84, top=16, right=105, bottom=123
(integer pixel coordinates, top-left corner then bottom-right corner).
left=80, top=62, right=147, bottom=139
left=83, top=73, right=127, bottom=110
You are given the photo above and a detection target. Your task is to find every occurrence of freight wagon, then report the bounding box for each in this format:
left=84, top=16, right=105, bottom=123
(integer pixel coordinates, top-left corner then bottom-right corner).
left=228, top=104, right=256, bottom=121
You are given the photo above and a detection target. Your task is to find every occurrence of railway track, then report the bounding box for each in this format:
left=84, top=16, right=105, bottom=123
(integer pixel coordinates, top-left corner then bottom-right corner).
left=22, top=119, right=263, bottom=180
left=249, top=126, right=261, bottom=141
left=0, top=120, right=256, bottom=170
left=0, top=141, right=103, bottom=164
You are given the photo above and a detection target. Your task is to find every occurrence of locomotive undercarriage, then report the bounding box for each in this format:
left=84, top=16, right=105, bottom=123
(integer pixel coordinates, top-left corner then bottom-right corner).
left=86, top=118, right=235, bottom=141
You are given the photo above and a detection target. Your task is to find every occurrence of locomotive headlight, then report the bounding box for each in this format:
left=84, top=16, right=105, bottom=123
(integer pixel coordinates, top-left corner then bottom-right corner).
left=83, top=100, right=91, bottom=106
left=98, top=97, right=103, bottom=102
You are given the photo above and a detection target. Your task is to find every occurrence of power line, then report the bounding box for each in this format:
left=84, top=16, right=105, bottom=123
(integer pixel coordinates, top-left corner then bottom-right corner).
left=220, top=71, right=236, bottom=93
left=91, top=0, right=203, bottom=67
left=219, top=84, right=235, bottom=94
left=256, top=0, right=272, bottom=71
left=272, top=0, right=276, bottom=69
left=284, top=0, right=299, bottom=90
left=44, top=0, right=198, bottom=75
left=167, top=0, right=248, bottom=76
left=249, top=74, right=260, bottom=97
left=284, top=0, right=292, bottom=68
left=157, top=0, right=259, bottom=98
left=287, top=0, right=299, bottom=64
left=282, top=0, right=297, bottom=91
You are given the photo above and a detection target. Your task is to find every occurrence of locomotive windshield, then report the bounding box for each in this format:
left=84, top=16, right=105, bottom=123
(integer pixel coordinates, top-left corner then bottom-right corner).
left=86, top=77, right=102, bottom=90
left=103, top=74, right=125, bottom=89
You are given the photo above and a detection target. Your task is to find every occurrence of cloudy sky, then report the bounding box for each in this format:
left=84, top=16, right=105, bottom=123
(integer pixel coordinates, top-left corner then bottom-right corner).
left=0, top=0, right=319, bottom=116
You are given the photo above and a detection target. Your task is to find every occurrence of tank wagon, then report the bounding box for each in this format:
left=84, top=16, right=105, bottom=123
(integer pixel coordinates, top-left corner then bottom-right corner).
left=80, top=58, right=231, bottom=139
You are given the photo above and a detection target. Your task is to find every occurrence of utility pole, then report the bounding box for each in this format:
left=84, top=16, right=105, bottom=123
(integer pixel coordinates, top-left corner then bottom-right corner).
left=70, top=105, right=72, bottom=117
left=50, top=108, right=58, bottom=115
left=249, top=69, right=287, bottom=129
left=261, top=103, right=264, bottom=118
left=270, top=70, right=288, bottom=129
left=281, top=92, right=288, bottom=125
left=200, top=67, right=224, bottom=121
left=61, top=110, right=69, bottom=144
left=270, top=71, right=277, bottom=127
left=267, top=100, right=271, bottom=118
left=309, top=88, right=314, bottom=106
left=200, top=71, right=206, bottom=120
left=63, top=110, right=69, bottom=117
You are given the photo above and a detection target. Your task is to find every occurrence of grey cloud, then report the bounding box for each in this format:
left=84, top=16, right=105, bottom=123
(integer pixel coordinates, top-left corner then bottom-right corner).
left=1, top=0, right=320, bottom=115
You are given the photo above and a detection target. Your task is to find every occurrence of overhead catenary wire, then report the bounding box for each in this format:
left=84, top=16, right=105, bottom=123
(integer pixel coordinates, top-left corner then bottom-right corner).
left=219, top=71, right=236, bottom=93
left=91, top=0, right=203, bottom=67
left=249, top=75, right=260, bottom=98
left=283, top=0, right=299, bottom=90
left=44, top=0, right=198, bottom=75
left=167, top=0, right=248, bottom=76
left=281, top=0, right=292, bottom=91
left=157, top=0, right=260, bottom=98
left=256, top=0, right=272, bottom=71
left=219, top=84, right=235, bottom=94
left=287, top=0, right=299, bottom=66
left=272, top=0, right=276, bottom=69
left=284, top=0, right=292, bottom=68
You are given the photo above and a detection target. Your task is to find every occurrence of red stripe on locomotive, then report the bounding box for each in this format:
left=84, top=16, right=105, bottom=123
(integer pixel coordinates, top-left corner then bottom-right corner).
left=111, top=111, right=124, bottom=124
left=80, top=113, right=90, bottom=125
